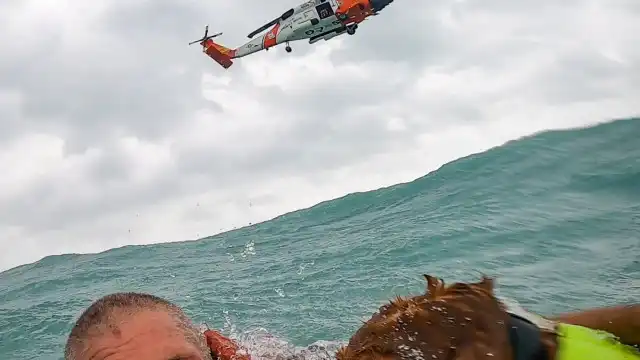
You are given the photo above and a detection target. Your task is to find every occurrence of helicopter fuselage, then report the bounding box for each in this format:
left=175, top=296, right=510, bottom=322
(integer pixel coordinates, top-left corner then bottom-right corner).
left=191, top=0, right=394, bottom=68
left=234, top=0, right=390, bottom=57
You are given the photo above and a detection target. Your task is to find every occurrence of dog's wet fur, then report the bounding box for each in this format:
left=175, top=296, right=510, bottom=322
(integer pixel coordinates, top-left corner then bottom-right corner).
left=336, top=275, right=557, bottom=360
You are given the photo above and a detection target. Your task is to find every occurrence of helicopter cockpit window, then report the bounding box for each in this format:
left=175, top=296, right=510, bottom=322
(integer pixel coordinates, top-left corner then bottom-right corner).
left=281, top=9, right=294, bottom=20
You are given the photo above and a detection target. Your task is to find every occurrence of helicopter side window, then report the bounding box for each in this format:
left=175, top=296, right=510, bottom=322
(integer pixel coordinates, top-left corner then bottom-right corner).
left=316, top=2, right=334, bottom=19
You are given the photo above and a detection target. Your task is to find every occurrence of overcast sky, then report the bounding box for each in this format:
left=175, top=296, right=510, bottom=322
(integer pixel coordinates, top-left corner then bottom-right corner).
left=0, top=0, right=638, bottom=271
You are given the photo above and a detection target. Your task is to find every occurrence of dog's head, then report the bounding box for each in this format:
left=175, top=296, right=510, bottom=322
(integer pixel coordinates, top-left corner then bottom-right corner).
left=336, top=275, right=513, bottom=360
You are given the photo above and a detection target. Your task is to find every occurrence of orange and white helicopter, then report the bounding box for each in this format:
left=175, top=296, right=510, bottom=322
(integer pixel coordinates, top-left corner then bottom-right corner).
left=189, top=0, right=394, bottom=69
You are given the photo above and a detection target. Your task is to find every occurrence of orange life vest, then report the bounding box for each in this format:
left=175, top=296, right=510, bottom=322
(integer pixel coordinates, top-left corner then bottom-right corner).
left=204, top=330, right=252, bottom=360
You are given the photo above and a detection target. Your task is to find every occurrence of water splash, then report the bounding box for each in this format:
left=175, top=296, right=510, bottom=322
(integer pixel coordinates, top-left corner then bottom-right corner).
left=233, top=328, right=344, bottom=360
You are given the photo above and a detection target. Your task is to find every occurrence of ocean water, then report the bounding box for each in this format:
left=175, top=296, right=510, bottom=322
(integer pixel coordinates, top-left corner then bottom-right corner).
left=1, top=118, right=639, bottom=360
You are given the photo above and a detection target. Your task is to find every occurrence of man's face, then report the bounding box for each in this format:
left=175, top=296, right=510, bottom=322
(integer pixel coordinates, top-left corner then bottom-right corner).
left=81, top=310, right=208, bottom=360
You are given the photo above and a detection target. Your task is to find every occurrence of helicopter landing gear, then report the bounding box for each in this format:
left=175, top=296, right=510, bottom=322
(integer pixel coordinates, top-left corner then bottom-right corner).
left=285, top=42, right=292, bottom=53
left=346, top=24, right=358, bottom=35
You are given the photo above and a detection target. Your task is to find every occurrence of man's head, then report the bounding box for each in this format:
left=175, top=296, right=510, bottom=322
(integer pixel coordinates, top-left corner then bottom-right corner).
left=64, top=292, right=213, bottom=360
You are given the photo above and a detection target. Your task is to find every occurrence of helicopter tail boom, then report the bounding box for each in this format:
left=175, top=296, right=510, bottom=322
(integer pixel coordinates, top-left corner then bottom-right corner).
left=189, top=25, right=235, bottom=69
left=202, top=39, right=234, bottom=69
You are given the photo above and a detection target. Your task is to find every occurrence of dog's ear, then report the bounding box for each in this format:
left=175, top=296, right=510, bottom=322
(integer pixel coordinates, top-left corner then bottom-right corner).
left=423, top=274, right=437, bottom=294
left=477, top=274, right=495, bottom=293
left=423, top=274, right=445, bottom=298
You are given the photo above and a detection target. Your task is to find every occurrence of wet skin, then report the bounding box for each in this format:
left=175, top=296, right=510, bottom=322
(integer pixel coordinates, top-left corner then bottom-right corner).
left=81, top=310, right=207, bottom=360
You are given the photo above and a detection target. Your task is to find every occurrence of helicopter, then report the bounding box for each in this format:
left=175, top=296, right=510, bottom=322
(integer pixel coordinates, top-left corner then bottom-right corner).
left=189, top=0, right=395, bottom=69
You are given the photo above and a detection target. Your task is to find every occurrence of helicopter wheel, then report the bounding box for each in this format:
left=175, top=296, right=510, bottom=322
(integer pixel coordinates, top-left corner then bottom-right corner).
left=285, top=45, right=292, bottom=53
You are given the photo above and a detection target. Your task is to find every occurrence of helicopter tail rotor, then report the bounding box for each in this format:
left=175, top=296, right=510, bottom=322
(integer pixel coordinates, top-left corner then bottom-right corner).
left=189, top=25, right=223, bottom=45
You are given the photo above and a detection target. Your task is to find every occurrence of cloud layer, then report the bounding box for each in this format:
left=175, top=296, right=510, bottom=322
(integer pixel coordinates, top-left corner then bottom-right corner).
left=1, top=0, right=638, bottom=271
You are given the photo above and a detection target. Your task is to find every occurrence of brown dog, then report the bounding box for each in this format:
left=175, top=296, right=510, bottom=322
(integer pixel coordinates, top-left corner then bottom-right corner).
left=336, top=274, right=639, bottom=360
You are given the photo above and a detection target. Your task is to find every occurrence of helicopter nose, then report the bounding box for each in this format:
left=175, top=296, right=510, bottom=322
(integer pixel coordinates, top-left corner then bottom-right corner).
left=369, top=0, right=393, bottom=13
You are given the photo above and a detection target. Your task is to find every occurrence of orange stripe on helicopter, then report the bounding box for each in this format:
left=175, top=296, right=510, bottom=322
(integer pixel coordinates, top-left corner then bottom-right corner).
left=263, top=23, right=281, bottom=49
left=208, top=41, right=236, bottom=57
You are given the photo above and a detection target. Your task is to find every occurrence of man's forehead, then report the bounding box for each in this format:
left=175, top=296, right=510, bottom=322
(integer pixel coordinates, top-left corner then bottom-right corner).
left=102, top=309, right=182, bottom=334
left=82, top=309, right=201, bottom=360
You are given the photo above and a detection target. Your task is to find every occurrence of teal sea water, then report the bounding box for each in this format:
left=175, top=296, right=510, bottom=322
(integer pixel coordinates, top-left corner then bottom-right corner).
left=1, top=118, right=639, bottom=360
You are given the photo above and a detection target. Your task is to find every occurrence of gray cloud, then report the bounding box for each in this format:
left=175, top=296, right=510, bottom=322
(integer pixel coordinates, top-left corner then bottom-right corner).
left=0, top=0, right=639, bottom=271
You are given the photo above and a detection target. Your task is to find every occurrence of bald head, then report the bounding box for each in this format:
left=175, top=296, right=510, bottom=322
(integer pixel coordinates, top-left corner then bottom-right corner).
left=64, top=292, right=212, bottom=360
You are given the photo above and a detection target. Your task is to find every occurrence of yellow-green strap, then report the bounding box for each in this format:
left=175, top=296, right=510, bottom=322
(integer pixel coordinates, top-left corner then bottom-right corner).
left=555, top=323, right=640, bottom=360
